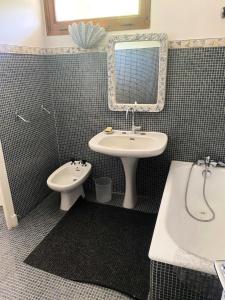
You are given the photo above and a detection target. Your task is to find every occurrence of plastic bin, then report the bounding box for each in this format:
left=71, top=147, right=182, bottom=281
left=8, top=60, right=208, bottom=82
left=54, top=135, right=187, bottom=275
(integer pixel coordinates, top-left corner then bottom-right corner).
left=95, top=177, right=112, bottom=203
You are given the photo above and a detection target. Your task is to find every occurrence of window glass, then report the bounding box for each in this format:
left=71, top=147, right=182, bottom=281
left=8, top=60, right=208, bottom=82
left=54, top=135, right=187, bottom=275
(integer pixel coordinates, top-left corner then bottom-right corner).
left=54, top=0, right=140, bottom=21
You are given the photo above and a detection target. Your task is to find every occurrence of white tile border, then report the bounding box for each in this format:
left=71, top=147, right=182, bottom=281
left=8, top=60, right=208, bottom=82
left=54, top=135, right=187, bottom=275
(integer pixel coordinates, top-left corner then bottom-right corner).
left=0, top=44, right=106, bottom=55
left=169, top=38, right=225, bottom=49
left=1, top=37, right=225, bottom=55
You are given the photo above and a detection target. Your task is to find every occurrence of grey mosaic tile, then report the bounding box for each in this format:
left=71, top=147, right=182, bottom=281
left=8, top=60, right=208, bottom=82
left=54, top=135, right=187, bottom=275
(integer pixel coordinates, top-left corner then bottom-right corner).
left=1, top=46, right=225, bottom=217
left=149, top=260, right=222, bottom=300
left=0, top=54, right=59, bottom=218
left=1, top=44, right=224, bottom=300
left=49, top=47, right=225, bottom=212
left=0, top=193, right=150, bottom=300
left=0, top=194, right=220, bottom=300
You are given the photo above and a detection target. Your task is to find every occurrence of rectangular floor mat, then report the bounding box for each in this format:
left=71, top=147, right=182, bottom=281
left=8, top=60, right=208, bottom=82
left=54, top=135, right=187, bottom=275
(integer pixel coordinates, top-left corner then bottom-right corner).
left=25, top=198, right=157, bottom=300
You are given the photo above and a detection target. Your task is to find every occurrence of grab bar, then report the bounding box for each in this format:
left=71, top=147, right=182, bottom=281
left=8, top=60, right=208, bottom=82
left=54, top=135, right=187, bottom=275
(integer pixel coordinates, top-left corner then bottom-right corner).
left=41, top=104, right=51, bottom=115
left=15, top=112, right=31, bottom=123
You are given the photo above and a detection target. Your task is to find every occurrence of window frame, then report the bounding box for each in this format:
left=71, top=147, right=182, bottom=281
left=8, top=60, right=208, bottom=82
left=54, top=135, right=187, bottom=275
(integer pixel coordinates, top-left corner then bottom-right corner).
left=43, top=0, right=151, bottom=36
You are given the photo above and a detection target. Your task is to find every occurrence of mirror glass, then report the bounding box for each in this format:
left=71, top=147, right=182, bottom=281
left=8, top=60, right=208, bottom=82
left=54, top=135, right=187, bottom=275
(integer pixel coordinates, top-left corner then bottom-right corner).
left=115, top=41, right=160, bottom=105
left=108, top=33, right=168, bottom=112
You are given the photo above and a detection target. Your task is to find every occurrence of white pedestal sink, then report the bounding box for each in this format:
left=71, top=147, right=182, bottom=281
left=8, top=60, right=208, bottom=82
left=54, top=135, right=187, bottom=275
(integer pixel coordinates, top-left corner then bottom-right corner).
left=89, top=130, right=168, bottom=209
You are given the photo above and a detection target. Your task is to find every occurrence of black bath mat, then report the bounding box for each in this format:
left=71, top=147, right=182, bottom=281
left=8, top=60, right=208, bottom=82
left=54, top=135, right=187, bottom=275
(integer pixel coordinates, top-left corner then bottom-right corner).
left=24, top=198, right=157, bottom=300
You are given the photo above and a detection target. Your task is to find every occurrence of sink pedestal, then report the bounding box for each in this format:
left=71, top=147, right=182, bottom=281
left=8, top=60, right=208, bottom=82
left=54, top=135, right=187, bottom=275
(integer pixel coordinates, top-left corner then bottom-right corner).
left=89, top=130, right=168, bottom=209
left=121, top=157, right=139, bottom=209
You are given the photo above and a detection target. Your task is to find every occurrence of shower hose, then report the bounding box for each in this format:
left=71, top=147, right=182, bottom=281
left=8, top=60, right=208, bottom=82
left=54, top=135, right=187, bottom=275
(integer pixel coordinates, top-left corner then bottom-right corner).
left=185, top=163, right=215, bottom=222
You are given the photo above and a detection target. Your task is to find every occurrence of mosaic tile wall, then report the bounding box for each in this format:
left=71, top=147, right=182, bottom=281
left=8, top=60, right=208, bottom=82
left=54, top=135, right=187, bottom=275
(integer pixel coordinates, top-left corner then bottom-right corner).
left=1, top=46, right=225, bottom=218
left=149, top=260, right=222, bottom=300
left=0, top=46, right=224, bottom=300
left=49, top=47, right=225, bottom=211
left=115, top=48, right=159, bottom=104
left=0, top=54, right=59, bottom=218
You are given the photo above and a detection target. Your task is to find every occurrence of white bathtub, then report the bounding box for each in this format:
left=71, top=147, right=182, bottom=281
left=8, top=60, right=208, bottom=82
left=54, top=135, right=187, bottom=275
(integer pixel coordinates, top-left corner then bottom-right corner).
left=149, top=160, right=225, bottom=275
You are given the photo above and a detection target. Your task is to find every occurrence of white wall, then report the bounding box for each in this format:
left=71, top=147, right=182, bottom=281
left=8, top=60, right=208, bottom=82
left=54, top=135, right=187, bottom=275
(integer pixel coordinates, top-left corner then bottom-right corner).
left=0, top=0, right=45, bottom=47
left=152, top=0, right=225, bottom=40
left=45, top=0, right=225, bottom=48
left=0, top=0, right=225, bottom=47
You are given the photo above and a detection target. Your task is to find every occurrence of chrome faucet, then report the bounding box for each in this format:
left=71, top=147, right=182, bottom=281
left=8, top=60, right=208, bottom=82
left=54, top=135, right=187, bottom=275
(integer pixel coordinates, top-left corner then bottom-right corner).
left=126, top=107, right=141, bottom=134
left=197, top=156, right=225, bottom=168
left=217, top=161, right=225, bottom=167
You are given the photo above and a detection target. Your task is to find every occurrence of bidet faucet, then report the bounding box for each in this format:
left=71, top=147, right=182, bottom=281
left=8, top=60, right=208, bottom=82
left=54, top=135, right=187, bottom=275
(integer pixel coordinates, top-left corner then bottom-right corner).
left=126, top=107, right=141, bottom=134
left=70, top=158, right=76, bottom=165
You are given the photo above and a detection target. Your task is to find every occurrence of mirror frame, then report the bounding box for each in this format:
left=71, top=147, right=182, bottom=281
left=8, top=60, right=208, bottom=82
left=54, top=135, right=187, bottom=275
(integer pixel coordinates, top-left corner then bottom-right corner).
left=107, top=33, right=168, bottom=112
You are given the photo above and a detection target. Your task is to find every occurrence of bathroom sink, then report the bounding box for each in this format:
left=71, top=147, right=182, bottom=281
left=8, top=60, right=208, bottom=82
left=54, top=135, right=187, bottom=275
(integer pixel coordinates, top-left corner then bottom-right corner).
left=88, top=130, right=168, bottom=158
left=89, top=130, right=168, bottom=209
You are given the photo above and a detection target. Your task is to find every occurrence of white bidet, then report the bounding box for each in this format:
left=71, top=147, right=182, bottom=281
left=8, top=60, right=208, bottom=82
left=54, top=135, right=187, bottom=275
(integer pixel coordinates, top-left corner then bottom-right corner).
left=47, top=161, right=92, bottom=211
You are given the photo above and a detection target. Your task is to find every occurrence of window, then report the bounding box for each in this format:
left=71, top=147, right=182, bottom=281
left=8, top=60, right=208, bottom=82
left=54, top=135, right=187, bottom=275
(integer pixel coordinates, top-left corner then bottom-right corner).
left=43, top=0, right=150, bottom=35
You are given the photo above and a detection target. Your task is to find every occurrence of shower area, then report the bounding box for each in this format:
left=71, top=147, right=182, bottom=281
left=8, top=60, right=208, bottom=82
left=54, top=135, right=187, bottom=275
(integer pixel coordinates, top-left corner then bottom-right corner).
left=0, top=53, right=59, bottom=227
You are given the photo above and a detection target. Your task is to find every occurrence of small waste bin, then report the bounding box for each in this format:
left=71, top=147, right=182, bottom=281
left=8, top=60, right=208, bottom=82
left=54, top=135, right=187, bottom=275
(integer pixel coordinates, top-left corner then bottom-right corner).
left=95, top=177, right=112, bottom=203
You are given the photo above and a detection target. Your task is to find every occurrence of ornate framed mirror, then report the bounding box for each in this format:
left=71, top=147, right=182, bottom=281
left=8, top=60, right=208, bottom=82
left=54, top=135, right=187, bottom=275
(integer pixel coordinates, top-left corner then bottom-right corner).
left=107, top=33, right=168, bottom=112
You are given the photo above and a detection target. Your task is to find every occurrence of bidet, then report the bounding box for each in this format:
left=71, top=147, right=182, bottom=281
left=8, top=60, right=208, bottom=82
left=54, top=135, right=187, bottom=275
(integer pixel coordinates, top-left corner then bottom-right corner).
left=47, top=161, right=91, bottom=210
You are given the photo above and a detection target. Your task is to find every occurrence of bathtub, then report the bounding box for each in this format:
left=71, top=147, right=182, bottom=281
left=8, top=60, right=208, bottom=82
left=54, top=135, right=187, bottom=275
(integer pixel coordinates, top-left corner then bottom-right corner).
left=149, top=160, right=225, bottom=275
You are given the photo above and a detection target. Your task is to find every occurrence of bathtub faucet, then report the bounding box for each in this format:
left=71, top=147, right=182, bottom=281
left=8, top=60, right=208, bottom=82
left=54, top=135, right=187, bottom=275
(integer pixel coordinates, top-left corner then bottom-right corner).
left=197, top=156, right=213, bottom=167
left=205, top=156, right=216, bottom=168
left=217, top=161, right=225, bottom=167
left=197, top=157, right=225, bottom=168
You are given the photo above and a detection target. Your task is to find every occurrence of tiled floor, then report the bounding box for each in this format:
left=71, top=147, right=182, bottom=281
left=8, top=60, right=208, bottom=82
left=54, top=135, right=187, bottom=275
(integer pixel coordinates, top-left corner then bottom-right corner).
left=0, top=193, right=153, bottom=300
